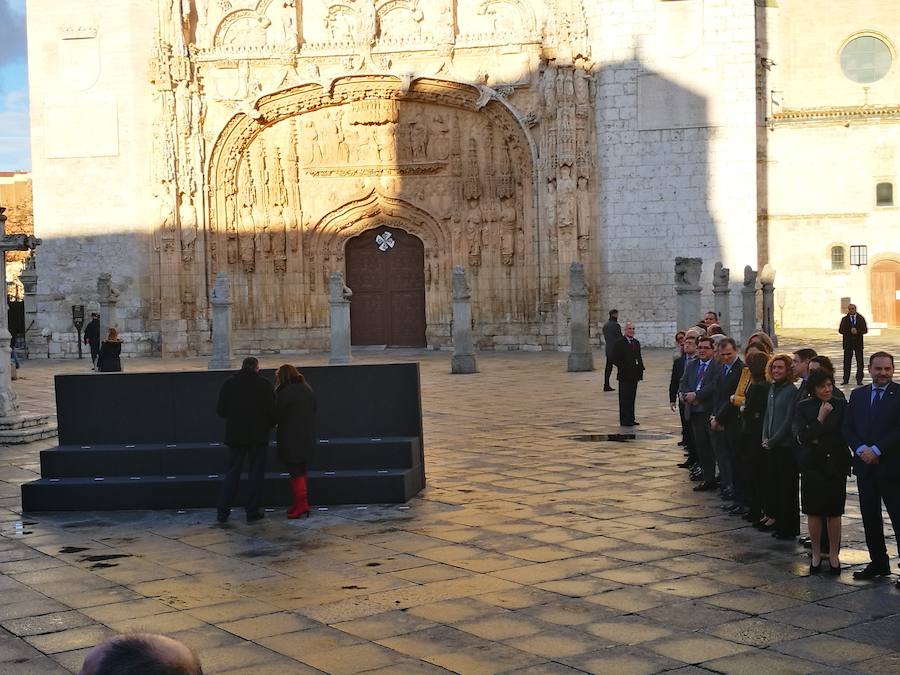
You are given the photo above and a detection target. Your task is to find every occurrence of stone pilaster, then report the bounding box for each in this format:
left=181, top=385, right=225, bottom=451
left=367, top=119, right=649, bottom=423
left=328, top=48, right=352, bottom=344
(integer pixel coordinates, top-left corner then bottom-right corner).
left=328, top=271, right=352, bottom=365
left=208, top=272, right=233, bottom=370
left=567, top=262, right=593, bottom=372
left=712, top=262, right=731, bottom=336
left=674, top=257, right=703, bottom=331
left=451, top=266, right=476, bottom=374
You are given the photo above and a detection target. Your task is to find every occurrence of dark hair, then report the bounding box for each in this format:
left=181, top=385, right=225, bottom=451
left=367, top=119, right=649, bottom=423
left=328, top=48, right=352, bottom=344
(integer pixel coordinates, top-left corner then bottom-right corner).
left=91, top=635, right=203, bottom=675
left=718, top=337, right=737, bottom=350
left=609, top=309, right=618, bottom=318
left=809, top=355, right=835, bottom=375
left=241, top=356, right=259, bottom=371
left=746, top=351, right=769, bottom=380
left=792, top=348, right=817, bottom=362
left=870, top=351, right=894, bottom=365
left=274, top=364, right=311, bottom=392
left=707, top=324, right=724, bottom=335
left=806, top=368, right=835, bottom=395
left=697, top=336, right=714, bottom=349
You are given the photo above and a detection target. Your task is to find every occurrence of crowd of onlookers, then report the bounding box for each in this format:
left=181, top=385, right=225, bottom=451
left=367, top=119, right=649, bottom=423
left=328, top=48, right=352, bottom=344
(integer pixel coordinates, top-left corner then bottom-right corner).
left=669, top=312, right=899, bottom=584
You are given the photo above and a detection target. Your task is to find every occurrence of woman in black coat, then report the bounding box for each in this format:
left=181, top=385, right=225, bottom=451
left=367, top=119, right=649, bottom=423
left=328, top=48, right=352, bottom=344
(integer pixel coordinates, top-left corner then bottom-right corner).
left=96, top=328, right=123, bottom=372
left=793, top=368, right=850, bottom=575
left=274, top=364, right=317, bottom=519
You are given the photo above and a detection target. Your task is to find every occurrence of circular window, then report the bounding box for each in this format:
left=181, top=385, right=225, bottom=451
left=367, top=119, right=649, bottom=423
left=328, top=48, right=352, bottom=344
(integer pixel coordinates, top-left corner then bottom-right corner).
left=840, top=35, right=892, bottom=83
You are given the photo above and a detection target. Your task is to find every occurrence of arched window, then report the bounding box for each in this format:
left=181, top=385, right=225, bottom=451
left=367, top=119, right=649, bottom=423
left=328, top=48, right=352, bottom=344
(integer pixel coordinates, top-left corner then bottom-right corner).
left=876, top=182, right=894, bottom=206
left=831, top=246, right=846, bottom=270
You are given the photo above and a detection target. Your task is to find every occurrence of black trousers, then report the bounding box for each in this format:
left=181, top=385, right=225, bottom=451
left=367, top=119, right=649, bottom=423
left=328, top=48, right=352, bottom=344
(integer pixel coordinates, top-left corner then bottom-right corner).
left=774, top=447, right=800, bottom=536
left=679, top=401, right=696, bottom=463
left=89, top=343, right=99, bottom=366
left=286, top=461, right=307, bottom=479
left=618, top=379, right=638, bottom=425
left=690, top=414, right=716, bottom=483
left=856, top=467, right=900, bottom=565
left=843, top=346, right=864, bottom=384
left=218, top=445, right=267, bottom=515
left=604, top=358, right=614, bottom=388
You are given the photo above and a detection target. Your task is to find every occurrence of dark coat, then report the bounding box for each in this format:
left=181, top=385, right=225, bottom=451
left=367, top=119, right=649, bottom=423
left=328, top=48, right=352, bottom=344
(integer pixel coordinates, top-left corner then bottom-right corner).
left=602, top=320, right=623, bottom=357
left=740, top=380, right=769, bottom=443
left=216, top=369, right=276, bottom=448
left=97, top=340, right=122, bottom=372
left=610, top=336, right=644, bottom=382
left=762, top=380, right=800, bottom=449
left=793, top=396, right=850, bottom=476
left=843, top=381, right=900, bottom=479
left=838, top=313, right=867, bottom=349
left=83, top=319, right=100, bottom=347
left=679, top=358, right=720, bottom=417
left=712, top=357, right=745, bottom=425
left=275, top=381, right=318, bottom=466
left=669, top=353, right=690, bottom=404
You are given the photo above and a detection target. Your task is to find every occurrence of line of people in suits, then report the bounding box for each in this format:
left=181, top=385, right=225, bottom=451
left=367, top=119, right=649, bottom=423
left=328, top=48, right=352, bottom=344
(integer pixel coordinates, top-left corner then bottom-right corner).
left=670, top=320, right=899, bottom=584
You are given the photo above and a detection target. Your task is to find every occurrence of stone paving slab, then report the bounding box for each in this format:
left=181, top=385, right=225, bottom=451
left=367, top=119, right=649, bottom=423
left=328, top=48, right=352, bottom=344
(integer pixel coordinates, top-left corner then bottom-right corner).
left=0, top=329, right=897, bottom=672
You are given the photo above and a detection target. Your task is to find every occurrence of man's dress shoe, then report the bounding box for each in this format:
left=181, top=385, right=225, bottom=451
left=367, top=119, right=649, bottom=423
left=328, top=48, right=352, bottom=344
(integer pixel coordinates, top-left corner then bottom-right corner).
left=852, top=562, right=890, bottom=580
left=693, top=481, right=717, bottom=492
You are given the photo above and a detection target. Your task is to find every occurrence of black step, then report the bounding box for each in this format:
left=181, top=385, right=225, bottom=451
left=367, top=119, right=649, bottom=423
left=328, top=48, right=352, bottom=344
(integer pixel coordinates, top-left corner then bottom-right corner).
left=21, top=468, right=423, bottom=512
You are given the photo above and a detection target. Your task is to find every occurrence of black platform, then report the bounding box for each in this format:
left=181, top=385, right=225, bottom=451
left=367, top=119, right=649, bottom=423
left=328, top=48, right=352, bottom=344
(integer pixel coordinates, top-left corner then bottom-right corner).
left=21, top=363, right=425, bottom=511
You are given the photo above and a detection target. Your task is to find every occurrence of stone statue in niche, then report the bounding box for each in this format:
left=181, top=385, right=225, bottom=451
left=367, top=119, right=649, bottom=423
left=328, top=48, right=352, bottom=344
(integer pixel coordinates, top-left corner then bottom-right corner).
left=499, top=197, right=516, bottom=266
left=299, top=118, right=323, bottom=166
left=674, top=257, right=703, bottom=289
left=428, top=113, right=450, bottom=160
left=353, top=0, right=377, bottom=47
left=463, top=138, right=480, bottom=200
left=158, top=184, right=177, bottom=253
left=179, top=192, right=198, bottom=263
left=409, top=121, right=428, bottom=160
left=496, top=141, right=514, bottom=199
left=332, top=110, right=350, bottom=163
left=557, top=165, right=575, bottom=229
left=541, top=67, right=557, bottom=117
left=574, top=68, right=591, bottom=106
left=326, top=7, right=353, bottom=42
left=433, top=0, right=454, bottom=47
left=281, top=0, right=297, bottom=45
left=465, top=199, right=483, bottom=267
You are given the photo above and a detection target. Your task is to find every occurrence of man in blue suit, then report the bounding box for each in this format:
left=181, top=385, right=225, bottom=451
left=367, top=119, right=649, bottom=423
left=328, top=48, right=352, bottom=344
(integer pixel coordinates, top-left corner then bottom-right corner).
left=679, top=336, right=720, bottom=491
left=843, top=351, right=900, bottom=584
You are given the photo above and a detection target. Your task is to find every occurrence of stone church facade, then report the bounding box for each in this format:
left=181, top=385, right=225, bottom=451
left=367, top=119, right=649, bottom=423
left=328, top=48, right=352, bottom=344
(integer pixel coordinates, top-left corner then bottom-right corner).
left=23, top=1, right=900, bottom=356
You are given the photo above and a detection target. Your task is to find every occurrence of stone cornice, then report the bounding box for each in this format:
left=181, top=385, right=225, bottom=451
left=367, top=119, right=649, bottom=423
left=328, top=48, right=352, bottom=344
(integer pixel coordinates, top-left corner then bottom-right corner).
left=769, top=105, right=900, bottom=126
left=761, top=212, right=868, bottom=221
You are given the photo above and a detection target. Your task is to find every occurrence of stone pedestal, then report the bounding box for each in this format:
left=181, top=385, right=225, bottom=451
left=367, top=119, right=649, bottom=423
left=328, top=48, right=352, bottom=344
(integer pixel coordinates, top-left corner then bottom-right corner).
left=712, top=262, right=731, bottom=336
left=329, top=271, right=352, bottom=365
left=451, top=266, right=476, bottom=374
left=208, top=272, right=233, bottom=370
left=567, top=262, right=593, bottom=372
left=760, top=264, right=777, bottom=345
left=674, top=257, right=703, bottom=331
left=741, top=266, right=758, bottom=344
left=97, top=273, right=119, bottom=340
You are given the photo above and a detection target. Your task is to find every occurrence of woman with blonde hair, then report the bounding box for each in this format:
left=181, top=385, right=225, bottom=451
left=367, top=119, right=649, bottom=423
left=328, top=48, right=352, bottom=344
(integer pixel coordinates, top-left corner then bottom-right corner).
left=96, top=327, right=123, bottom=372
left=761, top=354, right=801, bottom=540
left=274, top=364, right=317, bottom=519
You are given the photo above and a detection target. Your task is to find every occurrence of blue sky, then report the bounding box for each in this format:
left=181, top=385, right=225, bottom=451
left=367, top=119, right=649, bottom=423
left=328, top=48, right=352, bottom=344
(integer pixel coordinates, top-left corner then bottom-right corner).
left=0, top=0, right=29, bottom=171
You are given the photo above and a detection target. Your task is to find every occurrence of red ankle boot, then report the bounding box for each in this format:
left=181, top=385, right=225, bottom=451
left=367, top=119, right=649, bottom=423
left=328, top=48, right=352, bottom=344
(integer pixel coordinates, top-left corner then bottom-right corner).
left=287, top=476, right=309, bottom=519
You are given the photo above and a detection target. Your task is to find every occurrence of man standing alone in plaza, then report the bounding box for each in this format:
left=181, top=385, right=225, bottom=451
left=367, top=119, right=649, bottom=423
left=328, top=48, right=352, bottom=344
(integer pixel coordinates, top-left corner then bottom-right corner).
left=602, top=309, right=622, bottom=392
left=611, top=321, right=644, bottom=426
left=216, top=357, right=276, bottom=523
left=838, top=304, right=867, bottom=386
left=843, top=352, right=900, bottom=585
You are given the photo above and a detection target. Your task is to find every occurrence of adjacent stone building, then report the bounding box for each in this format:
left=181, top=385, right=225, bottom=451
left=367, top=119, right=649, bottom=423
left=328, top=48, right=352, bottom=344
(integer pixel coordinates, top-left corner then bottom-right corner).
left=23, top=1, right=900, bottom=356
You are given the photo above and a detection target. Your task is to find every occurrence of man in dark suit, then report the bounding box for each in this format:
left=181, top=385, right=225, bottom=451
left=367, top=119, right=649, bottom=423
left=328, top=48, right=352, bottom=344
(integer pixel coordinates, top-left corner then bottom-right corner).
left=611, top=320, right=644, bottom=426
left=710, top=337, right=745, bottom=505
left=679, top=336, right=720, bottom=491
left=838, top=304, right=868, bottom=385
left=602, top=309, right=623, bottom=392
left=670, top=332, right=696, bottom=468
left=842, top=351, right=900, bottom=584
left=216, top=356, right=277, bottom=523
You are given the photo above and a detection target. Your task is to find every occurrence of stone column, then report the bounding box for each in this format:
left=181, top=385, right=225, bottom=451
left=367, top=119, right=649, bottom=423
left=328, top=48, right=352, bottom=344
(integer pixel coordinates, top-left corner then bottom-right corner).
left=741, top=266, right=758, bottom=344
left=328, top=271, right=352, bottom=365
left=97, top=273, right=119, bottom=341
left=760, top=264, right=777, bottom=344
left=208, top=272, right=233, bottom=370
left=567, top=262, right=593, bottom=372
left=450, top=266, right=476, bottom=374
left=0, top=209, right=17, bottom=416
left=712, top=262, right=731, bottom=336
left=674, top=257, right=703, bottom=331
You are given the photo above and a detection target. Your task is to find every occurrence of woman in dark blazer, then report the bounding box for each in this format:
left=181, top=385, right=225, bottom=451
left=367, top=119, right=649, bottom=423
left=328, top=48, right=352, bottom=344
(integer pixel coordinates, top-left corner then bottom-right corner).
left=96, top=328, right=123, bottom=372
left=793, top=368, right=850, bottom=574
left=274, top=364, right=317, bottom=519
left=739, top=350, right=771, bottom=525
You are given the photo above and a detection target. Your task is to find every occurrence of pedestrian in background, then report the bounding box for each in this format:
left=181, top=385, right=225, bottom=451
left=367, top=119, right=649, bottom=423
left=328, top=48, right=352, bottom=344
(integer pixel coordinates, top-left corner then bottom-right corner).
left=274, top=364, right=317, bottom=519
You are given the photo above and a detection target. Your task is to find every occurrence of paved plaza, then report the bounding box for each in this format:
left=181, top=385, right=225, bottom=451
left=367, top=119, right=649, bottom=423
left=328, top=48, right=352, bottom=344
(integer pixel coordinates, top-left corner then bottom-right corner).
left=0, top=331, right=898, bottom=673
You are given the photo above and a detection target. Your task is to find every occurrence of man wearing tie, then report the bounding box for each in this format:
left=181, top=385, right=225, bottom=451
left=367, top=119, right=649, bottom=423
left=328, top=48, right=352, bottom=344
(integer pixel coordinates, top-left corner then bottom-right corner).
left=611, top=321, right=644, bottom=427
left=710, top=338, right=745, bottom=503
left=679, top=336, right=721, bottom=491
left=843, top=352, right=900, bottom=584
left=838, top=304, right=868, bottom=386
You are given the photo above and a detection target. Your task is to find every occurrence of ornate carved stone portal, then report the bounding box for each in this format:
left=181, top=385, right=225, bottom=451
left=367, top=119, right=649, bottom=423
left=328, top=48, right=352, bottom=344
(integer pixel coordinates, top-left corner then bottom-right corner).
left=148, top=0, right=597, bottom=355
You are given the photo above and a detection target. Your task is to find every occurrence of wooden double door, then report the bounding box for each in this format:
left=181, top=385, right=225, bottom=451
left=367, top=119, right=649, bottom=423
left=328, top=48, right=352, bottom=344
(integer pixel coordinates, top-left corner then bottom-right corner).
left=346, top=226, right=427, bottom=347
left=871, top=260, right=900, bottom=327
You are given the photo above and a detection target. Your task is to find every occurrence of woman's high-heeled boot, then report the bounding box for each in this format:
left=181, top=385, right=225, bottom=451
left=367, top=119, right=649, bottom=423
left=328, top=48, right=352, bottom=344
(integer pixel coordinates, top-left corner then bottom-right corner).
left=287, top=476, right=309, bottom=519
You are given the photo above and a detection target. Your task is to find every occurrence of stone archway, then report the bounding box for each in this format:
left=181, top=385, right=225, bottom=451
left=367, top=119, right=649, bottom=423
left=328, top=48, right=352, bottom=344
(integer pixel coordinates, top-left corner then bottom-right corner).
left=346, top=226, right=426, bottom=347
